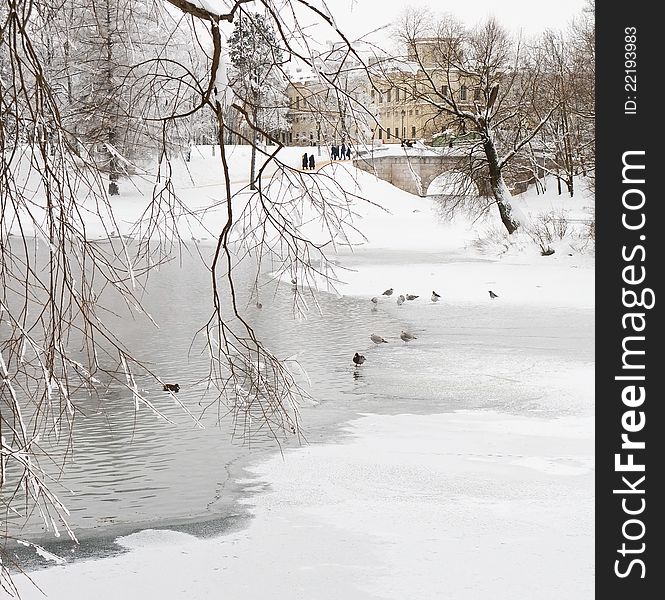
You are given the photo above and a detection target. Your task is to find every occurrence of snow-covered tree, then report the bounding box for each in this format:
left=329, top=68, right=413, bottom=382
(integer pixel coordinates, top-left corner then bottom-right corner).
left=32, top=0, right=209, bottom=193
left=532, top=5, right=595, bottom=196
left=384, top=12, right=559, bottom=233
left=228, top=11, right=288, bottom=188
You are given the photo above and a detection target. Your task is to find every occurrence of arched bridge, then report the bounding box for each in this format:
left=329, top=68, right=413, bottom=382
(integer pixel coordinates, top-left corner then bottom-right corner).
left=353, top=150, right=535, bottom=197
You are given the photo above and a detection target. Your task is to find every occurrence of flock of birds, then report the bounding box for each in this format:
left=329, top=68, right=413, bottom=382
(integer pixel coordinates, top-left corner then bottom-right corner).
left=163, top=281, right=502, bottom=388
left=352, top=286, right=500, bottom=367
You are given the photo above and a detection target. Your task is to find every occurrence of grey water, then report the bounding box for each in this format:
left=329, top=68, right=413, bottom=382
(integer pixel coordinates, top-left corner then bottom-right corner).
left=3, top=239, right=593, bottom=568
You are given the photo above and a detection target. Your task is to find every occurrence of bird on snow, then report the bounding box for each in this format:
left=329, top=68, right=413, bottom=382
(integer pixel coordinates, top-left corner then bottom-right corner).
left=291, top=277, right=297, bottom=285
left=370, top=334, right=388, bottom=344
left=256, top=302, right=263, bottom=309
left=382, top=288, right=394, bottom=296
left=400, top=331, right=417, bottom=342
left=163, top=383, right=180, bottom=393
left=370, top=296, right=378, bottom=304
left=353, top=352, right=366, bottom=366
left=489, top=290, right=499, bottom=299
left=396, top=294, right=405, bottom=306
left=405, top=294, right=419, bottom=301
left=431, top=291, right=441, bottom=302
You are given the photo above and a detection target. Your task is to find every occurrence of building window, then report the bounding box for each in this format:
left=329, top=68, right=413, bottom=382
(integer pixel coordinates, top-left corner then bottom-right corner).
left=474, top=87, right=481, bottom=101
left=411, top=126, right=416, bottom=138
left=387, top=128, right=391, bottom=139
left=371, top=89, right=375, bottom=102
left=460, top=85, right=467, bottom=101
left=441, top=85, right=449, bottom=96
left=415, top=109, right=419, bottom=116
left=395, top=88, right=400, bottom=101
left=296, top=97, right=300, bottom=108
left=409, top=110, right=413, bottom=116
left=387, top=89, right=391, bottom=103
left=379, top=93, right=383, bottom=103
left=289, top=132, right=293, bottom=143
left=378, top=128, right=383, bottom=140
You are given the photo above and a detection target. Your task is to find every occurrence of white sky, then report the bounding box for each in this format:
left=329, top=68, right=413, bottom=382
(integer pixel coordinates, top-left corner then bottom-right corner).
left=329, top=0, right=588, bottom=40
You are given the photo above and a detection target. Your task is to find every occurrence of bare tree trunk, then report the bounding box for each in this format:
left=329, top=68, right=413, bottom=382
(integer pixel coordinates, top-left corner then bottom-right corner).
left=249, top=87, right=259, bottom=189
left=105, top=1, right=119, bottom=195
left=250, top=130, right=257, bottom=190
left=560, top=106, right=575, bottom=197
left=483, top=137, right=519, bottom=234
left=108, top=127, right=119, bottom=195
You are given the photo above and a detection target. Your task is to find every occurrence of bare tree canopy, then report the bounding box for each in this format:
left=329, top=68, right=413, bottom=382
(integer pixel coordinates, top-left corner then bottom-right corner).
left=0, top=0, right=378, bottom=589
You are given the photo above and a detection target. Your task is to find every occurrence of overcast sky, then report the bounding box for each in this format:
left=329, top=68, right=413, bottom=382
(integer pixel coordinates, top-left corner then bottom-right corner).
left=328, top=0, right=588, bottom=41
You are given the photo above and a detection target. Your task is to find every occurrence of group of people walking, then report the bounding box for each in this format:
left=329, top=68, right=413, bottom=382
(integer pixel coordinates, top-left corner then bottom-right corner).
left=301, top=153, right=316, bottom=170
left=331, top=143, right=351, bottom=161
left=301, top=142, right=353, bottom=171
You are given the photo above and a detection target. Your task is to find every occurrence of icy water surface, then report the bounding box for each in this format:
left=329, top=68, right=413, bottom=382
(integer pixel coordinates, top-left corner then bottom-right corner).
left=5, top=242, right=593, bottom=565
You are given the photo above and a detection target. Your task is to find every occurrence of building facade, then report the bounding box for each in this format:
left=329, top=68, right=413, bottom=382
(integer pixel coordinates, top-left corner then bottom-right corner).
left=284, top=39, right=481, bottom=147
left=367, top=38, right=481, bottom=144
left=286, top=48, right=372, bottom=149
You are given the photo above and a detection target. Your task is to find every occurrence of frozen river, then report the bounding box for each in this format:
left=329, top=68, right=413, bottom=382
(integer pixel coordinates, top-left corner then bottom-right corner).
left=6, top=239, right=594, bottom=573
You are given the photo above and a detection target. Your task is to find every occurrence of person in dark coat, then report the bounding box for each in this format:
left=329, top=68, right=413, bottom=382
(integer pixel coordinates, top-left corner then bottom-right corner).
left=346, top=146, right=351, bottom=159
left=302, top=153, right=308, bottom=170
left=340, top=143, right=347, bottom=159
left=330, top=145, right=336, bottom=160
left=309, top=154, right=315, bottom=170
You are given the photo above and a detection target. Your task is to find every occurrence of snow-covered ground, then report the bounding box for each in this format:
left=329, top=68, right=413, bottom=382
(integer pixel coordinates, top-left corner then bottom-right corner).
left=16, top=411, right=593, bottom=600
left=11, top=146, right=594, bottom=598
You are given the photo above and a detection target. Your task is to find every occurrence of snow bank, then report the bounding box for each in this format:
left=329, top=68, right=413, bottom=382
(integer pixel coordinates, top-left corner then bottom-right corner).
left=16, top=410, right=593, bottom=600
left=7, top=144, right=594, bottom=276
left=271, top=165, right=594, bottom=310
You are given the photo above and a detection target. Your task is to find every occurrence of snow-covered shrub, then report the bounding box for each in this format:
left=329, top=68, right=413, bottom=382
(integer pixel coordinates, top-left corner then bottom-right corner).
left=524, top=209, right=570, bottom=255
left=472, top=224, right=513, bottom=255
left=569, top=217, right=595, bottom=255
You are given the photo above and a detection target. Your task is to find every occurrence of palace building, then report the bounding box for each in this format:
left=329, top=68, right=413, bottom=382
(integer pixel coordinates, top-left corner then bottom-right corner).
left=284, top=39, right=481, bottom=147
